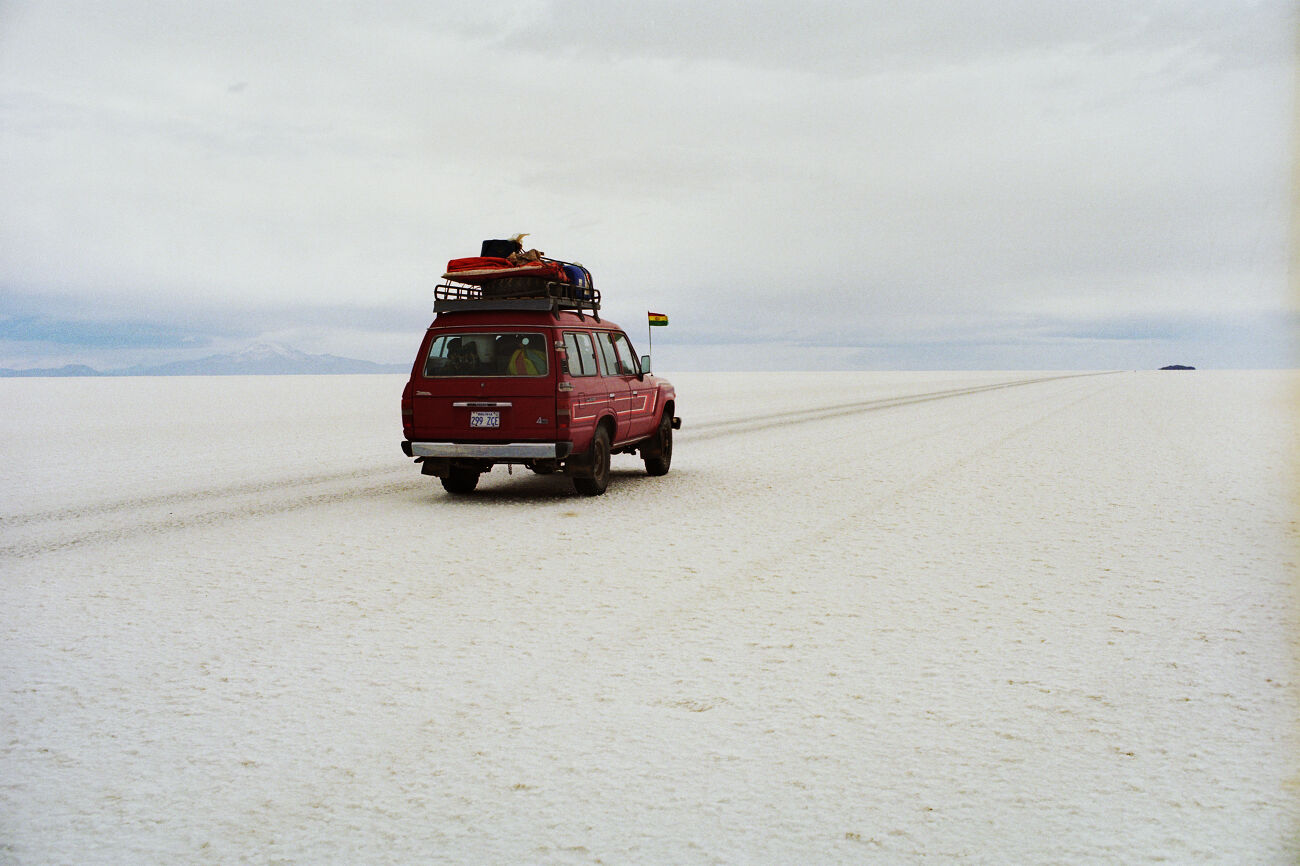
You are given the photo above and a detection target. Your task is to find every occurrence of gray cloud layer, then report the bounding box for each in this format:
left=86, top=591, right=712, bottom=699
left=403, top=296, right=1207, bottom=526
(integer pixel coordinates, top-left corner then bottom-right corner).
left=0, top=1, right=1293, bottom=369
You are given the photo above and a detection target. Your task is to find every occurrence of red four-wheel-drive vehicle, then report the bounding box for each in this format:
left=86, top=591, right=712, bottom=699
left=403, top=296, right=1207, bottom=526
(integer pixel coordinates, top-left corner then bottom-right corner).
left=401, top=286, right=679, bottom=496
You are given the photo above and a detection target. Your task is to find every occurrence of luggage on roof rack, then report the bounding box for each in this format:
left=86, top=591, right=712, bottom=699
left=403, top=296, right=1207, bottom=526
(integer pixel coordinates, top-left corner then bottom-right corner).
left=437, top=238, right=599, bottom=315
left=444, top=256, right=569, bottom=285
left=480, top=238, right=522, bottom=258
left=434, top=280, right=601, bottom=317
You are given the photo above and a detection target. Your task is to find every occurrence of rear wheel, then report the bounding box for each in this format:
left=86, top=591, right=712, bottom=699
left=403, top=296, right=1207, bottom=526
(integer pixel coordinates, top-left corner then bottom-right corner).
left=643, top=411, right=673, bottom=476
left=440, top=466, right=480, bottom=494
left=573, top=427, right=611, bottom=496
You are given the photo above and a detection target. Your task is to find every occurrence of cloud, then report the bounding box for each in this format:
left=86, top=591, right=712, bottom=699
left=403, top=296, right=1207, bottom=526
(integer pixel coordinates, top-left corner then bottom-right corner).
left=469, top=1, right=1291, bottom=77
left=0, top=287, right=436, bottom=368
left=0, top=1, right=1292, bottom=370
left=0, top=315, right=214, bottom=349
left=650, top=309, right=1297, bottom=371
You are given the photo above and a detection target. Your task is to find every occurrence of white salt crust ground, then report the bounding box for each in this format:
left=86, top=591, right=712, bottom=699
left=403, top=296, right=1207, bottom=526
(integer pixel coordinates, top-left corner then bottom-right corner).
left=1, top=370, right=1297, bottom=863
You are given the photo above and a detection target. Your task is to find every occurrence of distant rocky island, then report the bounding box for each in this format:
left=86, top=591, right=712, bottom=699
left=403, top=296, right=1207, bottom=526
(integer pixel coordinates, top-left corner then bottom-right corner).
left=0, top=343, right=408, bottom=377
left=1159, top=365, right=1196, bottom=371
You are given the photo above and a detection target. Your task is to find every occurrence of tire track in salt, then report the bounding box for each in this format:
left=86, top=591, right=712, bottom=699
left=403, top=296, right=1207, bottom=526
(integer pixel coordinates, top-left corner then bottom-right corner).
left=0, top=372, right=1120, bottom=560
left=573, top=371, right=1132, bottom=680
left=679, top=371, right=1121, bottom=442
left=1, top=463, right=402, bottom=528
left=0, top=472, right=426, bottom=560
left=796, top=373, right=1132, bottom=548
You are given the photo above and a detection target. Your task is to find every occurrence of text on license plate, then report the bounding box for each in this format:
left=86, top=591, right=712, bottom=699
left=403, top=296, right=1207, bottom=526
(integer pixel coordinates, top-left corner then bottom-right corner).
left=470, top=410, right=500, bottom=428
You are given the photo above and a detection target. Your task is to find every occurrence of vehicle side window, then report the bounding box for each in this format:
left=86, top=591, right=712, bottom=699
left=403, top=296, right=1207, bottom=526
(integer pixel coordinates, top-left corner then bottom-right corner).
left=595, top=332, right=621, bottom=377
left=563, top=332, right=598, bottom=377
left=609, top=332, right=640, bottom=376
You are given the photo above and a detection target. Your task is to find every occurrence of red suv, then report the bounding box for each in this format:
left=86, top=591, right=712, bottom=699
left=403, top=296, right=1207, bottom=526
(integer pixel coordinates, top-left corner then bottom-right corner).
left=400, top=289, right=679, bottom=496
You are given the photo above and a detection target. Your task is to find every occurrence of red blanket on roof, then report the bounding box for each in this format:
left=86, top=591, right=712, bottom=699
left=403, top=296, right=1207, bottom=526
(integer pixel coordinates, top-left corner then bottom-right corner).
left=444, top=257, right=567, bottom=285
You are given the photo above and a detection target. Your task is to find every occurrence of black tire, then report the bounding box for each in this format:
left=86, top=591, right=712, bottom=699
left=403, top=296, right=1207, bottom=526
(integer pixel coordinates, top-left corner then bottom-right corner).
left=573, top=426, right=611, bottom=496
left=644, top=411, right=673, bottom=476
left=440, top=466, right=480, bottom=494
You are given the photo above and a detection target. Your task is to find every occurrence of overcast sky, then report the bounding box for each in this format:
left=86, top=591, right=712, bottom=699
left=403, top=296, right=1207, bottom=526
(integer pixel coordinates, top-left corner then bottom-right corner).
left=1, top=1, right=1295, bottom=371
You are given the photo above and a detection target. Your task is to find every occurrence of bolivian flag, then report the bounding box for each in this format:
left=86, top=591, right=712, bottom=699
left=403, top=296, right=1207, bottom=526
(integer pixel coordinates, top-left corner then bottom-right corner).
left=648, top=311, right=668, bottom=327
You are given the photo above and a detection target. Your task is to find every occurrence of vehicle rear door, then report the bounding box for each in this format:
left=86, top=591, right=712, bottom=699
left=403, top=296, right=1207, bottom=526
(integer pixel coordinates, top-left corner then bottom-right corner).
left=409, top=329, right=557, bottom=442
left=594, top=330, right=637, bottom=444
left=559, top=329, right=607, bottom=450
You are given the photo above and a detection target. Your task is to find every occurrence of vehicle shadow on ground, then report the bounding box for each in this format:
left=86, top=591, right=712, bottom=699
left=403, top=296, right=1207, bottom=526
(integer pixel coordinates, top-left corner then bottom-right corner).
left=411, top=468, right=680, bottom=505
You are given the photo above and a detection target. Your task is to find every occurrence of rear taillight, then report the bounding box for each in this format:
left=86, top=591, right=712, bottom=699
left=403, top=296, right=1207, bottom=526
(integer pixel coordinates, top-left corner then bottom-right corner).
left=556, top=382, right=572, bottom=432
left=401, top=381, right=413, bottom=431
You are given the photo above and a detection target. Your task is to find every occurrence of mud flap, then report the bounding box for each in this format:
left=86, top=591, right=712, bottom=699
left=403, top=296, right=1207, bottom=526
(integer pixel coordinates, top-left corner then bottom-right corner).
left=418, top=457, right=450, bottom=477
left=563, top=451, right=596, bottom=478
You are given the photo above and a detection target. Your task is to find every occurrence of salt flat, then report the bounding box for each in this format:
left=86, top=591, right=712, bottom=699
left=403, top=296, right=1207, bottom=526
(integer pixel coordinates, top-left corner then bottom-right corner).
left=1, top=370, right=1296, bottom=864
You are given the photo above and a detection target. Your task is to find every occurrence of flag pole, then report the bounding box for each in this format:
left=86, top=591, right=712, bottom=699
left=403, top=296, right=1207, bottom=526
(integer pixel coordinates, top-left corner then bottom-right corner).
left=647, top=311, right=653, bottom=365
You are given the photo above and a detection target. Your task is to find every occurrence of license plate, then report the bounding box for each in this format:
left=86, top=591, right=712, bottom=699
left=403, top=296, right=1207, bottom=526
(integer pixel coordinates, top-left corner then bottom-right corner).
left=470, top=410, right=500, bottom=429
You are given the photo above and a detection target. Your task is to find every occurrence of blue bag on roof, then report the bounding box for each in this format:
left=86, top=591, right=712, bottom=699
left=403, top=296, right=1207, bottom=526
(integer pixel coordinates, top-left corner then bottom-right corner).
left=562, top=264, right=591, bottom=289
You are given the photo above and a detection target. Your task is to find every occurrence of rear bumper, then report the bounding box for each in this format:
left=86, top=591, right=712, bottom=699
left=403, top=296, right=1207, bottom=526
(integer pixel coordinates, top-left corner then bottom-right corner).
left=402, top=440, right=573, bottom=460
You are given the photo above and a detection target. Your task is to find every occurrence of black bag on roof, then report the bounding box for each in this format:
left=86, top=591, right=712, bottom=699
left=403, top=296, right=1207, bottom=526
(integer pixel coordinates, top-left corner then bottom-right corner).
left=480, top=238, right=522, bottom=258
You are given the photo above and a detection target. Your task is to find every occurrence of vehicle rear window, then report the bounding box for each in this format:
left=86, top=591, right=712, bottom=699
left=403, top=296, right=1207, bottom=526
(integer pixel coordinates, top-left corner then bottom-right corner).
left=424, top=332, right=549, bottom=377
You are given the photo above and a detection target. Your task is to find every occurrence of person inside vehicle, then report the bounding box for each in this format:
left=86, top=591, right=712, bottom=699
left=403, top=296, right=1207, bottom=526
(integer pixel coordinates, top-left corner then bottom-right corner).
left=454, top=341, right=479, bottom=374
left=507, top=335, right=545, bottom=375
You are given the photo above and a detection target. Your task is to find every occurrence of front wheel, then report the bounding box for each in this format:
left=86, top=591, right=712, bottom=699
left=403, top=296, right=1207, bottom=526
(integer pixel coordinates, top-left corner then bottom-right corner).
left=643, top=411, right=673, bottom=476
left=573, top=427, right=611, bottom=496
left=440, top=466, right=480, bottom=494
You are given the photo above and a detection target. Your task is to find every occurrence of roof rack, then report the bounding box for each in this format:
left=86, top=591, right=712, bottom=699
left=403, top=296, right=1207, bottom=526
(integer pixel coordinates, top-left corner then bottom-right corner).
left=434, top=280, right=601, bottom=318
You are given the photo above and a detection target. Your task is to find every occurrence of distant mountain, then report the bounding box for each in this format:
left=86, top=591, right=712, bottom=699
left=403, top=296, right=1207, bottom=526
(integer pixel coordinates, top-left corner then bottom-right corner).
left=0, top=363, right=105, bottom=377
left=0, top=343, right=408, bottom=377
left=121, top=342, right=409, bottom=376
